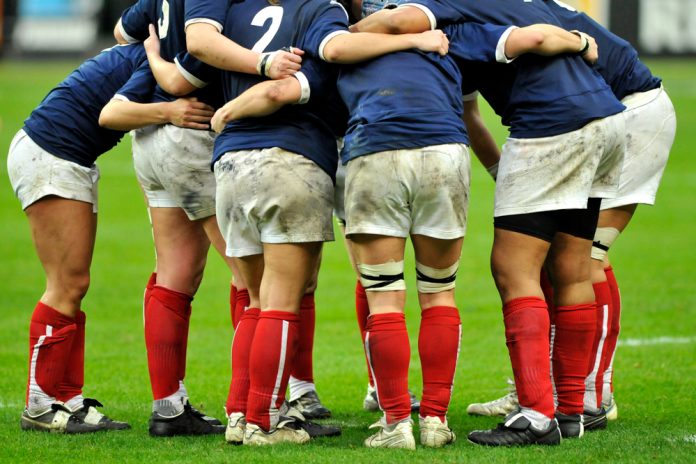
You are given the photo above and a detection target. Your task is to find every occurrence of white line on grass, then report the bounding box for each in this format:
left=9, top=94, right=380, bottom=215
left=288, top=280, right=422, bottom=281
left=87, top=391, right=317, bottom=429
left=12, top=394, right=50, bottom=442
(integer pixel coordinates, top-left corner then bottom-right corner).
left=618, top=336, right=696, bottom=347
left=684, top=435, right=696, bottom=444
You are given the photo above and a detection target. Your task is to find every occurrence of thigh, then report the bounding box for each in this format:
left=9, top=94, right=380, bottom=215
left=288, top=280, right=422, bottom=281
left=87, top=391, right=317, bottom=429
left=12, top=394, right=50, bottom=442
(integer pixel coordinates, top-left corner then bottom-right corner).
left=150, top=207, right=210, bottom=295
left=491, top=228, right=550, bottom=303
left=25, top=197, right=97, bottom=284
left=260, top=243, right=323, bottom=312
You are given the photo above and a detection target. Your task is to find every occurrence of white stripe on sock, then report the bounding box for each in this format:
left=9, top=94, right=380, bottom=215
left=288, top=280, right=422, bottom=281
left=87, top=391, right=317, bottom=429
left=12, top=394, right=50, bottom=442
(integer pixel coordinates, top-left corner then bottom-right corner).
left=28, top=325, right=53, bottom=413
left=584, top=304, right=608, bottom=409
left=268, top=320, right=289, bottom=429
left=364, top=332, right=380, bottom=411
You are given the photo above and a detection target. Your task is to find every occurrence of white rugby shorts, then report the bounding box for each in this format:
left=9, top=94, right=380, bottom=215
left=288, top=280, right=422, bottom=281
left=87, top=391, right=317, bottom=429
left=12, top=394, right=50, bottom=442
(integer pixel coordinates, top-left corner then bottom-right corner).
left=214, top=148, right=335, bottom=257
left=7, top=129, right=99, bottom=212
left=494, top=113, right=625, bottom=217
left=132, top=124, right=217, bottom=220
left=344, top=143, right=470, bottom=239
left=602, top=86, right=676, bottom=209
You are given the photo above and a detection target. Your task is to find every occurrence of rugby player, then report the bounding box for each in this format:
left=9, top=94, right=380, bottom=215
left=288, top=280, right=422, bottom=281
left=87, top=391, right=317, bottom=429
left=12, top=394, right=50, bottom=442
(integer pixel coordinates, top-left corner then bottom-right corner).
left=189, top=0, right=449, bottom=445
left=353, top=0, right=627, bottom=446
left=8, top=43, right=212, bottom=434
left=467, top=0, right=677, bottom=426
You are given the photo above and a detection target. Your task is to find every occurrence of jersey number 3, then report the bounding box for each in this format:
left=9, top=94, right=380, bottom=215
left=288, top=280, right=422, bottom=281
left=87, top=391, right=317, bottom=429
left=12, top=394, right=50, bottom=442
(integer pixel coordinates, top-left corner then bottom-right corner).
left=251, top=6, right=283, bottom=52
left=158, top=0, right=170, bottom=39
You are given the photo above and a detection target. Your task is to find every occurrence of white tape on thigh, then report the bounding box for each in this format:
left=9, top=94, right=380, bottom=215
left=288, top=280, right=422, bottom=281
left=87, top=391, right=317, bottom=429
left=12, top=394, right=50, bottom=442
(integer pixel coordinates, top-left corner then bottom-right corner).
left=591, top=227, right=620, bottom=261
left=416, top=261, right=458, bottom=293
left=358, top=261, right=406, bottom=292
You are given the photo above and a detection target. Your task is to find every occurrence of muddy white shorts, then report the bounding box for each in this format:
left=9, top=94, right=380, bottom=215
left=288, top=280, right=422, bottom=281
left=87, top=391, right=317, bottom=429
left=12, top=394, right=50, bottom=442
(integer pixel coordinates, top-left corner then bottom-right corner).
left=132, top=124, right=217, bottom=220
left=495, top=113, right=625, bottom=217
left=214, top=148, right=335, bottom=257
left=344, top=143, right=470, bottom=239
left=7, top=129, right=99, bottom=212
left=602, top=86, right=676, bottom=210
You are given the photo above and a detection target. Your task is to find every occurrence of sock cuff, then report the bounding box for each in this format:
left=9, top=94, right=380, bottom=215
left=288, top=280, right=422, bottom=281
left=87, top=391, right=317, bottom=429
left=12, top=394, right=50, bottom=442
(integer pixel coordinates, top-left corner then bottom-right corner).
left=555, top=302, right=596, bottom=312
left=75, top=310, right=86, bottom=325
left=146, top=272, right=157, bottom=290
left=151, top=285, right=194, bottom=308
left=241, top=307, right=260, bottom=320
left=259, top=310, right=300, bottom=322
left=236, top=287, right=250, bottom=299
left=33, top=302, right=75, bottom=327
left=503, top=296, right=547, bottom=315
left=421, top=305, right=460, bottom=322
left=366, top=312, right=406, bottom=331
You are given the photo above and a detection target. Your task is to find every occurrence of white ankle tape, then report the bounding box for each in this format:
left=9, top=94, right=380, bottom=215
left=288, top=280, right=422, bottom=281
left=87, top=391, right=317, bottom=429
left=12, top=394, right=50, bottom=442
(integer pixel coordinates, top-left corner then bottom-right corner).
left=358, top=261, right=406, bottom=292
left=591, top=227, right=620, bottom=261
left=416, top=261, right=458, bottom=293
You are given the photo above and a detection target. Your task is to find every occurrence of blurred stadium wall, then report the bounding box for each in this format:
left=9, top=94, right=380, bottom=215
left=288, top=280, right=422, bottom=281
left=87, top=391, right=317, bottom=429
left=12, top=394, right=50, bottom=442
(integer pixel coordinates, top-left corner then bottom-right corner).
left=0, top=0, right=694, bottom=56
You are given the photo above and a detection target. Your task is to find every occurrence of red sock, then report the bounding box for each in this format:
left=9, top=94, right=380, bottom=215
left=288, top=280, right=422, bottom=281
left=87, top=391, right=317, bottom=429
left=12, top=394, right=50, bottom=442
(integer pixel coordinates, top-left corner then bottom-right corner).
left=365, top=312, right=411, bottom=423
left=602, top=266, right=621, bottom=395
left=226, top=307, right=260, bottom=415
left=56, top=310, right=86, bottom=403
left=233, top=288, right=250, bottom=330
left=144, top=273, right=157, bottom=309
left=26, top=302, right=77, bottom=408
left=355, top=281, right=374, bottom=387
left=553, top=302, right=596, bottom=415
left=585, top=281, right=612, bottom=409
left=230, top=284, right=237, bottom=327
left=419, top=306, right=461, bottom=420
left=246, top=311, right=299, bottom=431
left=291, top=293, right=315, bottom=382
left=503, top=297, right=554, bottom=419
left=145, top=285, right=192, bottom=400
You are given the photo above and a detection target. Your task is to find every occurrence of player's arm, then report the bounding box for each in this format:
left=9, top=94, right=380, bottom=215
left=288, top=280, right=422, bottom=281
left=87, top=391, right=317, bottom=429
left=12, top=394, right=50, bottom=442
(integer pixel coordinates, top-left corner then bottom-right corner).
left=505, top=24, right=598, bottom=63
left=462, top=96, right=500, bottom=178
left=350, top=5, right=431, bottom=33
left=143, top=24, right=198, bottom=96
left=186, top=23, right=303, bottom=79
left=321, top=29, right=448, bottom=63
left=99, top=98, right=214, bottom=131
left=211, top=77, right=302, bottom=132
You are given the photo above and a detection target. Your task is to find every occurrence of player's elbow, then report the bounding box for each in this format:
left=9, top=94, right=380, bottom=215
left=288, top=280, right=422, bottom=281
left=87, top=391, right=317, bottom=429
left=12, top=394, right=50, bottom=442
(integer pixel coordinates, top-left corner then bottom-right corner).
left=98, top=103, right=119, bottom=129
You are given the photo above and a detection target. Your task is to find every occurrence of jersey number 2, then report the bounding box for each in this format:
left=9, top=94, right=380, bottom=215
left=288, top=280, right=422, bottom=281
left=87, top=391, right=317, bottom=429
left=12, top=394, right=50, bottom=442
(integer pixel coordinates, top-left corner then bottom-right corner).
left=251, top=6, right=283, bottom=52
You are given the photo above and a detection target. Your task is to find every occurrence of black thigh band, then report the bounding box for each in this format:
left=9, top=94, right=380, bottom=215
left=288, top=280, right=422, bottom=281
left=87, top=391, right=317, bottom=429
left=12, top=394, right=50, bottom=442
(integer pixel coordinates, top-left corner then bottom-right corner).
left=494, top=198, right=602, bottom=242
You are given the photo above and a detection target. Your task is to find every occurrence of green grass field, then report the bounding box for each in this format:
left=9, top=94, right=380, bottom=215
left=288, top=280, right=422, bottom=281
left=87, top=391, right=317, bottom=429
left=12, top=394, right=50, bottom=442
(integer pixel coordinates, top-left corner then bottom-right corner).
left=0, top=58, right=694, bottom=463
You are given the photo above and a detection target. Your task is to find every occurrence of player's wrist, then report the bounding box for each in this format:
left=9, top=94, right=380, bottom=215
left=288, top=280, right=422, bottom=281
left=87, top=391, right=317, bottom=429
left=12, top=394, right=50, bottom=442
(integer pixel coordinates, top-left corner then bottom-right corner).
left=570, top=30, right=590, bottom=56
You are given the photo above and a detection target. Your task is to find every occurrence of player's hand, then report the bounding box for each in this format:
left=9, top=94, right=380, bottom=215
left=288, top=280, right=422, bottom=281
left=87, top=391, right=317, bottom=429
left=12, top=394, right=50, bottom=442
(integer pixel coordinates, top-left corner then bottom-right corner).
left=169, top=97, right=215, bottom=130
left=211, top=103, right=232, bottom=133
left=264, top=48, right=305, bottom=80
left=412, top=29, right=449, bottom=56
left=144, top=24, right=161, bottom=58
left=582, top=33, right=599, bottom=65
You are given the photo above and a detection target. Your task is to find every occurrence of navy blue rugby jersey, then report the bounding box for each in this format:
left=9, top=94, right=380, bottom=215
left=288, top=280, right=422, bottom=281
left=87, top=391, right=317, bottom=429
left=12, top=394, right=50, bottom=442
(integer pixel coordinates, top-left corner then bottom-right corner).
left=211, top=0, right=350, bottom=180
left=22, top=44, right=155, bottom=167
left=119, top=0, right=222, bottom=108
left=543, top=0, right=661, bottom=100
left=407, top=0, right=625, bottom=138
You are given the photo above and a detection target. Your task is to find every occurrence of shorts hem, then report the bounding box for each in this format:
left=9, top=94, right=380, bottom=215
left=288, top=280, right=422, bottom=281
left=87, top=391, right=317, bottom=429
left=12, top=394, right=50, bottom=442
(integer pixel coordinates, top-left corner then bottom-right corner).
left=20, top=188, right=95, bottom=211
left=411, top=227, right=466, bottom=240
left=260, top=234, right=335, bottom=244
left=601, top=195, right=656, bottom=210
left=494, top=201, right=587, bottom=217
left=345, top=225, right=409, bottom=238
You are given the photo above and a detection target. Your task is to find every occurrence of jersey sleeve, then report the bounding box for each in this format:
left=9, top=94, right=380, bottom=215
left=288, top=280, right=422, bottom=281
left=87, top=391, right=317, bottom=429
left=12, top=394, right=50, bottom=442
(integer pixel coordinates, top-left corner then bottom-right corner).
left=174, top=51, right=216, bottom=88
left=184, top=0, right=226, bottom=33
left=447, top=22, right=517, bottom=64
left=305, top=1, right=351, bottom=60
left=113, top=61, right=157, bottom=102
left=119, top=0, right=157, bottom=43
left=290, top=57, right=333, bottom=105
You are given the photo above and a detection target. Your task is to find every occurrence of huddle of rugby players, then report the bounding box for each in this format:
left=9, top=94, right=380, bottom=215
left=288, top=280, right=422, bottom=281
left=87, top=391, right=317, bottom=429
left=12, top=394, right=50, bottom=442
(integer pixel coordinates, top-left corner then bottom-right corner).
left=9, top=0, right=674, bottom=449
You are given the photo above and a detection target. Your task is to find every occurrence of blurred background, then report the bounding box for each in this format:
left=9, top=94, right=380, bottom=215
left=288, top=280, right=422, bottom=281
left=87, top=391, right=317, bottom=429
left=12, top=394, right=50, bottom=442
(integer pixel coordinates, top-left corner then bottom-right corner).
left=1, top=0, right=696, bottom=58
